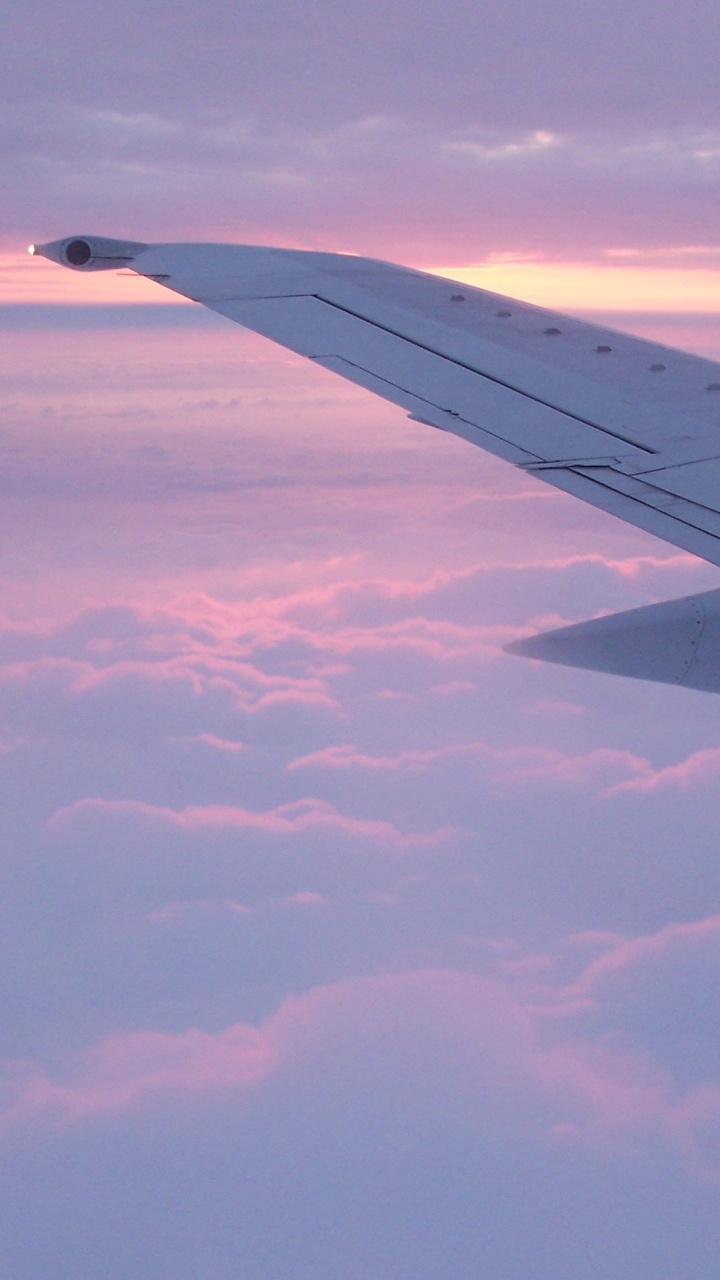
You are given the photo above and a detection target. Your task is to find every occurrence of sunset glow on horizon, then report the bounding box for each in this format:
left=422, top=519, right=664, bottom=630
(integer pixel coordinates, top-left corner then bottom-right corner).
left=433, top=260, right=720, bottom=312
left=9, top=249, right=720, bottom=316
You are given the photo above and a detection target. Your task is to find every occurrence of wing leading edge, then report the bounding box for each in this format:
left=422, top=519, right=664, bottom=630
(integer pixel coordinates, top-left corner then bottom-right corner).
left=31, top=234, right=720, bottom=690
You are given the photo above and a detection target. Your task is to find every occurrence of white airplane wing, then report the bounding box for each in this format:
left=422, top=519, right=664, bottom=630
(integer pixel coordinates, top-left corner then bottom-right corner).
left=30, top=235, right=720, bottom=691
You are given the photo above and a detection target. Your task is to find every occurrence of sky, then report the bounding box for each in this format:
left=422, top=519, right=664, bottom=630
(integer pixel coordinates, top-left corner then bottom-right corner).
left=3, top=3, right=720, bottom=1277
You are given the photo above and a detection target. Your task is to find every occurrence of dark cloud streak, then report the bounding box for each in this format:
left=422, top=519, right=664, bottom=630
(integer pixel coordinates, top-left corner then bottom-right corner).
left=4, top=0, right=720, bottom=131
left=5, top=1, right=720, bottom=258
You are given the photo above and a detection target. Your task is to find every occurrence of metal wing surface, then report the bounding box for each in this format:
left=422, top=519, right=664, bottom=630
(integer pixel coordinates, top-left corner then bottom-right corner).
left=31, top=236, right=720, bottom=691
left=130, top=241, right=720, bottom=570
left=33, top=236, right=720, bottom=568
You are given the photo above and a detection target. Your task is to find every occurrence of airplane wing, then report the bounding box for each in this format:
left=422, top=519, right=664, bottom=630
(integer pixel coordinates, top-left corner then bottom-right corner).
left=30, top=235, right=720, bottom=691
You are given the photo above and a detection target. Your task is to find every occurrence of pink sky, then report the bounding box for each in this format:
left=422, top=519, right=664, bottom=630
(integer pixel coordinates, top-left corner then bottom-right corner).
left=3, top=2, right=720, bottom=1276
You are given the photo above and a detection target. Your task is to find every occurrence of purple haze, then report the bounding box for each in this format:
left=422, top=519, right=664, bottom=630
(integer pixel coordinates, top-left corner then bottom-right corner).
left=2, top=2, right=720, bottom=1275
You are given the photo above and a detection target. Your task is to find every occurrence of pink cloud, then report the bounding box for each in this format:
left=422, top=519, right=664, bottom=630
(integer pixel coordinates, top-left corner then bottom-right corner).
left=532, top=552, right=698, bottom=579
left=606, top=748, right=720, bottom=795
left=287, top=743, right=448, bottom=772
left=1, top=1023, right=271, bottom=1126
left=568, top=914, right=720, bottom=998
left=147, top=897, right=255, bottom=924
left=2, top=968, right=717, bottom=1177
left=287, top=551, right=697, bottom=594
left=537, top=1037, right=694, bottom=1149
left=0, top=971, right=525, bottom=1128
left=0, top=551, right=705, bottom=746
left=272, top=617, right=501, bottom=662
left=47, top=795, right=448, bottom=850
left=0, top=646, right=338, bottom=744
left=288, top=739, right=654, bottom=791
left=176, top=733, right=247, bottom=753
left=68, top=655, right=334, bottom=708
left=501, top=746, right=652, bottom=786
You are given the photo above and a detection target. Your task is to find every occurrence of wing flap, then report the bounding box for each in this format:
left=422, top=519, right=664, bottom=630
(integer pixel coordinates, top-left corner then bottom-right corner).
left=629, top=456, right=720, bottom=510
left=535, top=463, right=720, bottom=565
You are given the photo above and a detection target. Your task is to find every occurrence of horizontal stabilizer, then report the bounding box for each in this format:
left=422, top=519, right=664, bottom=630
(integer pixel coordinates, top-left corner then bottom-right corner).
left=505, top=589, right=720, bottom=692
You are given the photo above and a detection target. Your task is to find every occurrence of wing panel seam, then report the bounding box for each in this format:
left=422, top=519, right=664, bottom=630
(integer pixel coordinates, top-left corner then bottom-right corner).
left=321, top=355, right=542, bottom=462
left=563, top=468, right=720, bottom=540
left=314, top=295, right=659, bottom=456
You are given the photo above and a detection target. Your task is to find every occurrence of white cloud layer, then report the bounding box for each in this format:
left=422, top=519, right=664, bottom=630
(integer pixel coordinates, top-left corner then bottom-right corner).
left=1, top=317, right=720, bottom=1272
